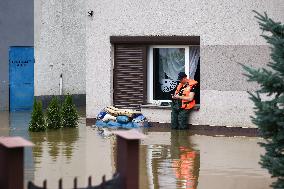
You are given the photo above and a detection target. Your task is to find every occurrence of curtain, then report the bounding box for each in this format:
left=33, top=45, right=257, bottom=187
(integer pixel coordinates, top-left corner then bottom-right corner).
left=157, top=47, right=200, bottom=93
left=188, top=47, right=200, bottom=79
left=158, top=48, right=184, bottom=92
left=159, top=48, right=185, bottom=81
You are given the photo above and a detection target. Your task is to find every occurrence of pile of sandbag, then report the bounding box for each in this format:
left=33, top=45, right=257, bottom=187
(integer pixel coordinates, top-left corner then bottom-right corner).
left=95, top=106, right=149, bottom=129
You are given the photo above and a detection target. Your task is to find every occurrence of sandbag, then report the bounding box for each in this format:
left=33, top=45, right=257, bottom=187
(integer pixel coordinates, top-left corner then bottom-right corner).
left=102, top=114, right=117, bottom=122
left=132, top=114, right=146, bottom=123
left=95, top=120, right=108, bottom=127
left=116, top=115, right=129, bottom=123
left=107, top=121, right=122, bottom=127
left=97, top=111, right=107, bottom=119
left=121, top=122, right=134, bottom=129
left=105, top=106, right=141, bottom=117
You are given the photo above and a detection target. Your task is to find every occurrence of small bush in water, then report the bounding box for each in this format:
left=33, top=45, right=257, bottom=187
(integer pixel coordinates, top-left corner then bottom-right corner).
left=61, top=94, right=79, bottom=128
left=29, top=99, right=46, bottom=132
left=46, top=97, right=61, bottom=129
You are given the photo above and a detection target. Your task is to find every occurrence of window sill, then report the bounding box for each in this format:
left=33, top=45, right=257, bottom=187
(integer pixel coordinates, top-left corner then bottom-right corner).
left=141, top=104, right=200, bottom=110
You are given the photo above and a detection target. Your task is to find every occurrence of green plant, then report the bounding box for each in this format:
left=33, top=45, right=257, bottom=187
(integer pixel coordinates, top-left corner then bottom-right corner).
left=29, top=99, right=46, bottom=132
left=61, top=94, right=79, bottom=128
left=46, top=97, right=61, bottom=129
left=242, top=11, right=284, bottom=189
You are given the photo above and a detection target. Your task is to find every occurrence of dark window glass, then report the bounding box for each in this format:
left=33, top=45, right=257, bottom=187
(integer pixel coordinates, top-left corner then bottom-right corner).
left=153, top=48, right=185, bottom=100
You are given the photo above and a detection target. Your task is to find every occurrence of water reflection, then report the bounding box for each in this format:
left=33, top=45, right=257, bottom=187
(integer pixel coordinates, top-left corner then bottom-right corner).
left=62, top=128, right=79, bottom=159
left=29, top=131, right=45, bottom=164
left=170, top=131, right=200, bottom=189
left=28, top=114, right=80, bottom=163
left=29, top=121, right=86, bottom=188
left=0, top=111, right=9, bottom=136
left=8, top=111, right=35, bottom=186
left=9, top=111, right=31, bottom=138
left=29, top=127, right=79, bottom=163
left=142, top=130, right=200, bottom=189
left=0, top=110, right=274, bottom=189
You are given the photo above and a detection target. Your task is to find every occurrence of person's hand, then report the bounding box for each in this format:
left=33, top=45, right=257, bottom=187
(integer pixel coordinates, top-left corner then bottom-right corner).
left=172, top=94, right=180, bottom=99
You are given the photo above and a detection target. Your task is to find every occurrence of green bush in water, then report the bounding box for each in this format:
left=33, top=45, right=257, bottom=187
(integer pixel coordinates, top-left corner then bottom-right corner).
left=61, top=94, right=79, bottom=128
left=29, top=99, right=46, bottom=132
left=46, top=97, right=61, bottom=129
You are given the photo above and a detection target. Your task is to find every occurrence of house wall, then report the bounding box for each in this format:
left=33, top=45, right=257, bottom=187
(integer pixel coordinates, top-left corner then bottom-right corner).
left=0, top=0, right=34, bottom=110
left=34, top=0, right=86, bottom=96
left=86, top=0, right=284, bottom=127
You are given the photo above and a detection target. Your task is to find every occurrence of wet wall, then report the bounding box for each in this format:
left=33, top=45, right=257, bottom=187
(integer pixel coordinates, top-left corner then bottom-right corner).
left=0, top=0, right=34, bottom=110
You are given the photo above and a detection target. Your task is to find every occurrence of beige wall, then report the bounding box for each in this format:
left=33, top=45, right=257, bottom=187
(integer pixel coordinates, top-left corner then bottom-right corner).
left=34, top=0, right=86, bottom=96
left=84, top=0, right=284, bottom=127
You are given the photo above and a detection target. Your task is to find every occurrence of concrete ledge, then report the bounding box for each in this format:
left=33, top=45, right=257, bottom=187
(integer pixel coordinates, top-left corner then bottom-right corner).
left=86, top=118, right=259, bottom=137
left=141, top=104, right=200, bottom=110
left=35, top=94, right=86, bottom=109
left=86, top=117, right=96, bottom=126
left=149, top=122, right=259, bottom=137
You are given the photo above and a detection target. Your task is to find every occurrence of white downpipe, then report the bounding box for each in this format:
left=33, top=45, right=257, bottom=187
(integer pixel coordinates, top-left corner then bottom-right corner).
left=59, top=74, right=63, bottom=95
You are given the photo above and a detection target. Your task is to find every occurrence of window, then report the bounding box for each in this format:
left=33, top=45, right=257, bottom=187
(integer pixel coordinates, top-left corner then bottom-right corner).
left=111, top=36, right=200, bottom=109
left=147, top=45, right=200, bottom=103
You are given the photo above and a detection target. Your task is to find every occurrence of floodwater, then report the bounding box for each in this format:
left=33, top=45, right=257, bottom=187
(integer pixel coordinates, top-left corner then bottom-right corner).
left=0, top=110, right=274, bottom=189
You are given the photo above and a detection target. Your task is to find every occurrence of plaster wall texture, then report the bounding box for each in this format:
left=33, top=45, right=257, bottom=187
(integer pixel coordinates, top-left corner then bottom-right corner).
left=34, top=0, right=86, bottom=96
left=86, top=0, right=284, bottom=126
left=0, top=0, right=34, bottom=110
left=200, top=45, right=271, bottom=91
left=142, top=90, right=255, bottom=127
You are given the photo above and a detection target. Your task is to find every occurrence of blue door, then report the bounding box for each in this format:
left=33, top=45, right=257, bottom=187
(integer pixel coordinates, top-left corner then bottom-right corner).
left=9, top=47, right=34, bottom=111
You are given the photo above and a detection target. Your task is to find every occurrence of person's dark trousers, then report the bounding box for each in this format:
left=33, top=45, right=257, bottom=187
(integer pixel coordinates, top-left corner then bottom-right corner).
left=171, top=101, right=190, bottom=129
left=171, top=107, right=179, bottom=129
left=171, top=100, right=180, bottom=129
left=178, top=109, right=190, bottom=129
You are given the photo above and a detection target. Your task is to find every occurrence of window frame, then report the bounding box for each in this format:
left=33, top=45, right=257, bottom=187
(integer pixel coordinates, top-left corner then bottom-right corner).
left=147, top=45, right=190, bottom=103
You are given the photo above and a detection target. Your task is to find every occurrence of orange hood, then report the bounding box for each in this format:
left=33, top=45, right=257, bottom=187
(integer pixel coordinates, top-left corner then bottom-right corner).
left=185, top=79, right=198, bottom=87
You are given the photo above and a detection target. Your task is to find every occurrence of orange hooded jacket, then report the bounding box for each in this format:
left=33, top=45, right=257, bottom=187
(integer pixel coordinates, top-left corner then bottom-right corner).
left=174, top=79, right=198, bottom=109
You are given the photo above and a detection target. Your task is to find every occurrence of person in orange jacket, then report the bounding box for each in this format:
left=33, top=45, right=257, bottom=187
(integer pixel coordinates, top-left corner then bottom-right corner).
left=171, top=72, right=198, bottom=129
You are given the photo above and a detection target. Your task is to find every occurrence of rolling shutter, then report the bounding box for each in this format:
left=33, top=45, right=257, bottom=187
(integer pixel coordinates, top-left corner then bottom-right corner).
left=113, top=45, right=147, bottom=109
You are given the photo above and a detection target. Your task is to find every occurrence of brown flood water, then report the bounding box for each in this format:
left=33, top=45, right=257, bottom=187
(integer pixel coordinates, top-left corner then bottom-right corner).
left=0, top=111, right=273, bottom=189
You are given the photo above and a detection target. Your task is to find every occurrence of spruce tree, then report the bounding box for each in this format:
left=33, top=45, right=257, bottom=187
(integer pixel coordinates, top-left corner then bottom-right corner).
left=46, top=97, right=61, bottom=129
left=243, top=11, right=284, bottom=189
left=61, top=94, right=79, bottom=128
left=29, top=99, right=46, bottom=132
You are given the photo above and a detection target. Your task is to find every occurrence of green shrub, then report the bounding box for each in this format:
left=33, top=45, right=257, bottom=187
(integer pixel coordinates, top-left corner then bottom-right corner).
left=242, top=11, right=284, bottom=189
left=46, top=97, right=61, bottom=129
left=61, top=94, right=79, bottom=128
left=29, top=99, right=46, bottom=132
